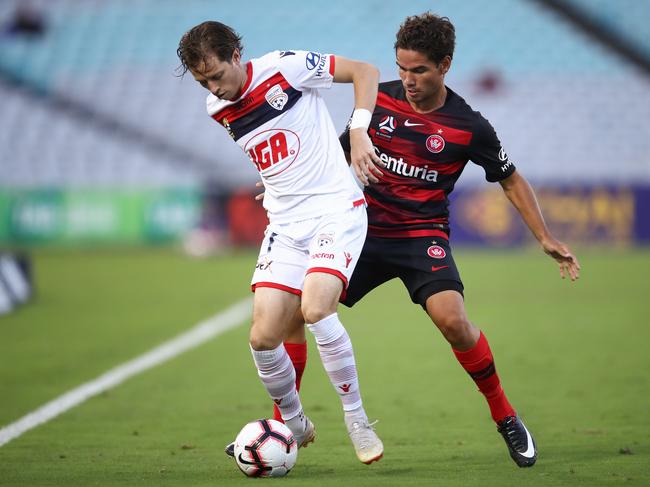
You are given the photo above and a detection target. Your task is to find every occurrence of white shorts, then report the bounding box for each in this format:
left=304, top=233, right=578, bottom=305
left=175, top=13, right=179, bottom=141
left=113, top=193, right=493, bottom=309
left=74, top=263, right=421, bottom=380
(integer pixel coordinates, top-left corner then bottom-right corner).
left=251, top=204, right=367, bottom=296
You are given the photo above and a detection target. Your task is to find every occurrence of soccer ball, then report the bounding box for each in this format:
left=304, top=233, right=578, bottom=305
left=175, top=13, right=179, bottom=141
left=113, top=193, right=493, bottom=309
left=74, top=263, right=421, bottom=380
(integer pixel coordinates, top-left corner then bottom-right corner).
left=233, top=419, right=298, bottom=477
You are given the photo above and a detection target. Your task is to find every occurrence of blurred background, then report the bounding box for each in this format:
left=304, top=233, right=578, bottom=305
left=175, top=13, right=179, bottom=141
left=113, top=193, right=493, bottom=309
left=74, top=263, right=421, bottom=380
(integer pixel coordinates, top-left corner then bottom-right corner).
left=0, top=0, right=648, bottom=307
left=1, top=4, right=649, bottom=483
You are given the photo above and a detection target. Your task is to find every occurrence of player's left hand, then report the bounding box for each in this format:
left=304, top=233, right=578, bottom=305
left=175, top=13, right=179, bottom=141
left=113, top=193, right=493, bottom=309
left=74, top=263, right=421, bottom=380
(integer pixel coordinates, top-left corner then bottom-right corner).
left=349, top=128, right=385, bottom=185
left=254, top=181, right=265, bottom=201
left=541, top=236, right=580, bottom=281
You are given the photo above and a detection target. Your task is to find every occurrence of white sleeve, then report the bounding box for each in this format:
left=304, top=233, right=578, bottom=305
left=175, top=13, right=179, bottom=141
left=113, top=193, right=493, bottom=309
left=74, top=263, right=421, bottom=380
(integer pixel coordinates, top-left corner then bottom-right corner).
left=276, top=50, right=335, bottom=90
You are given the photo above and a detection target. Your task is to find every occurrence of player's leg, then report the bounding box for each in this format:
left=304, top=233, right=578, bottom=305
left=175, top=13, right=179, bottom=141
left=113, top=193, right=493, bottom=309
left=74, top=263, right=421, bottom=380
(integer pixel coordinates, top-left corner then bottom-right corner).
left=425, top=291, right=536, bottom=467
left=301, top=205, right=383, bottom=464
left=226, top=305, right=307, bottom=459
left=246, top=226, right=315, bottom=448
left=302, top=272, right=382, bottom=464
left=273, top=308, right=307, bottom=423
left=401, top=237, right=536, bottom=467
left=249, top=287, right=315, bottom=448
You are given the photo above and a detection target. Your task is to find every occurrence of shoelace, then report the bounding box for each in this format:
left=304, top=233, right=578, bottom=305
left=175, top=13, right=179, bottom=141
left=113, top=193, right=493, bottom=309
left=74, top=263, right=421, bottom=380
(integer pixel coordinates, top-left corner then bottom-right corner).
left=348, top=420, right=379, bottom=449
left=502, top=422, right=526, bottom=451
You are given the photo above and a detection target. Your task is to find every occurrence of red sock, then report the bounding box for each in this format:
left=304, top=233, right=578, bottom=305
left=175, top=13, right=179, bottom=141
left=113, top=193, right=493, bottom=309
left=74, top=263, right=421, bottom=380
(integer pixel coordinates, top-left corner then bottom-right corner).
left=453, top=331, right=515, bottom=423
left=273, top=341, right=307, bottom=422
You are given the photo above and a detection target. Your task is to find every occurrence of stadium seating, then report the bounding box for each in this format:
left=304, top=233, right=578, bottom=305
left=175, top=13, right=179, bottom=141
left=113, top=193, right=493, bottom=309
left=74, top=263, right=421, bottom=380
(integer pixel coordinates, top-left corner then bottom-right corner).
left=0, top=0, right=648, bottom=189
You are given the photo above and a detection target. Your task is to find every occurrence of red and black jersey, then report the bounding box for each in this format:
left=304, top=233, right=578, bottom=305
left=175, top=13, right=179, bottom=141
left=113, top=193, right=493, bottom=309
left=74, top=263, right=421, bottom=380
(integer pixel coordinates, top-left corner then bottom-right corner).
left=340, top=81, right=516, bottom=239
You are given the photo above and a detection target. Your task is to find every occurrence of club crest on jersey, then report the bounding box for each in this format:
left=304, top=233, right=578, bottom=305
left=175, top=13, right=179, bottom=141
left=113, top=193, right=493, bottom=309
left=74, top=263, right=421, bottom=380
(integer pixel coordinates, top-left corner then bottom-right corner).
left=317, top=233, right=334, bottom=248
left=265, top=84, right=288, bottom=111
left=426, top=134, right=445, bottom=154
left=427, top=245, right=446, bottom=259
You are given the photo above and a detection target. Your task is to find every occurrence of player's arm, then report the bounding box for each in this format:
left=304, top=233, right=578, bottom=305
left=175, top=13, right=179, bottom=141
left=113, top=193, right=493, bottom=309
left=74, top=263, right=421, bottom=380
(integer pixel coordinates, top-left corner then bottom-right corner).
left=333, top=56, right=383, bottom=185
left=499, top=171, right=581, bottom=281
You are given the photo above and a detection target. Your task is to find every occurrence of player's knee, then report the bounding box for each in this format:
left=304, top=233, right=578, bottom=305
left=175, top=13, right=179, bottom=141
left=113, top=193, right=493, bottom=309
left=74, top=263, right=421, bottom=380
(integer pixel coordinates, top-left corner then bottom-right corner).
left=435, top=314, right=472, bottom=347
left=300, top=301, right=336, bottom=324
left=249, top=324, right=282, bottom=351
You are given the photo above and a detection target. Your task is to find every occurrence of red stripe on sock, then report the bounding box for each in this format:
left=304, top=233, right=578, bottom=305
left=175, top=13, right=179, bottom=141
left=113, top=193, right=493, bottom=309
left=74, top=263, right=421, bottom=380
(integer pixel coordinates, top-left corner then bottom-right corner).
left=453, top=331, right=515, bottom=423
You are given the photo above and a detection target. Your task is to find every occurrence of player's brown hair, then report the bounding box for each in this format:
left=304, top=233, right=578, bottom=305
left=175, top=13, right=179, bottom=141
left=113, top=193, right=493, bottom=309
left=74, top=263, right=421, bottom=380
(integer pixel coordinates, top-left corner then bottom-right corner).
left=395, top=13, right=455, bottom=64
left=177, top=21, right=243, bottom=75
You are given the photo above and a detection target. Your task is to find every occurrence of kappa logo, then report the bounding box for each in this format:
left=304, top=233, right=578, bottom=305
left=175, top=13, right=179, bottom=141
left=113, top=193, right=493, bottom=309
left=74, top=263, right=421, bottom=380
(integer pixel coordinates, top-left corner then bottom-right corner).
left=427, top=245, right=446, bottom=259
left=265, top=84, right=289, bottom=111
left=378, top=115, right=396, bottom=133
left=338, top=383, right=352, bottom=393
left=426, top=134, right=445, bottom=154
left=344, top=251, right=353, bottom=268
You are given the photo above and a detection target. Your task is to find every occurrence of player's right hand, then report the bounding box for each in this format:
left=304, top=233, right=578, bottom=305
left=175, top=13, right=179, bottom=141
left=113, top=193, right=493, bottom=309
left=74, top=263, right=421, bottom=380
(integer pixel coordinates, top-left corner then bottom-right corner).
left=349, top=128, right=385, bottom=185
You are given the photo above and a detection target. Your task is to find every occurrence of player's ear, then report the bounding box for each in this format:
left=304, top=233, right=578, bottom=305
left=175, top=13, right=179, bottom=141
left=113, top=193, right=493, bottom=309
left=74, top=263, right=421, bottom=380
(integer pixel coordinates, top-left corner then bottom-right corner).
left=439, top=55, right=452, bottom=75
left=231, top=48, right=241, bottom=64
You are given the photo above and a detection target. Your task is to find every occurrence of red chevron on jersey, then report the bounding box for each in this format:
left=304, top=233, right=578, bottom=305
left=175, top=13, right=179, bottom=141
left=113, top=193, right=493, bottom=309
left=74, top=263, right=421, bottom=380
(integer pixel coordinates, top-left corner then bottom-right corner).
left=212, top=70, right=291, bottom=125
left=376, top=92, right=473, bottom=146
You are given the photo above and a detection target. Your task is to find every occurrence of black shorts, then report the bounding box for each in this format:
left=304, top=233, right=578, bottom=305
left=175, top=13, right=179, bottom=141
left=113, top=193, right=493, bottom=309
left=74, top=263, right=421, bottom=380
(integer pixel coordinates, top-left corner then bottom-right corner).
left=341, top=235, right=464, bottom=308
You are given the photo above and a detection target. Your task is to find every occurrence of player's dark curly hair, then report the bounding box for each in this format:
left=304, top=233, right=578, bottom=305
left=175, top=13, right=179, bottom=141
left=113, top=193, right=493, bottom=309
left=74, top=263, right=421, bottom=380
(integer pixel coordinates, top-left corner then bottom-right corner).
left=176, top=21, right=243, bottom=76
left=394, top=13, right=455, bottom=64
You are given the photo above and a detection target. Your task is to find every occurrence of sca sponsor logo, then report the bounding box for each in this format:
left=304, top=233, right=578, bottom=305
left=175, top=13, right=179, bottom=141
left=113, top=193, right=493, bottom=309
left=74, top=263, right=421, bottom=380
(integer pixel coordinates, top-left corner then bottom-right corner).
left=265, top=84, right=288, bottom=111
left=427, top=245, right=446, bottom=259
left=426, top=134, right=445, bottom=154
left=245, top=129, right=300, bottom=176
left=255, top=258, right=273, bottom=271
left=375, top=148, right=438, bottom=182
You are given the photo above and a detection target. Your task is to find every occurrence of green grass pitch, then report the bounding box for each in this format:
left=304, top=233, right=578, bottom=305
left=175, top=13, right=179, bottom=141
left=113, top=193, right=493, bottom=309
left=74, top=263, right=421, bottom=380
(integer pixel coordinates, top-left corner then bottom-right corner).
left=0, top=247, right=648, bottom=486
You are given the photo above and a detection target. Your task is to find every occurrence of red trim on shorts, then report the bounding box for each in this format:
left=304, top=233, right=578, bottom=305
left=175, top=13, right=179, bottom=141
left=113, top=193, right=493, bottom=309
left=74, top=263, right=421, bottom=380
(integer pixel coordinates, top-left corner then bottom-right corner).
left=251, top=282, right=302, bottom=296
left=306, top=267, right=349, bottom=288
left=329, top=55, right=335, bottom=76
left=352, top=198, right=365, bottom=207
left=368, top=227, right=449, bottom=239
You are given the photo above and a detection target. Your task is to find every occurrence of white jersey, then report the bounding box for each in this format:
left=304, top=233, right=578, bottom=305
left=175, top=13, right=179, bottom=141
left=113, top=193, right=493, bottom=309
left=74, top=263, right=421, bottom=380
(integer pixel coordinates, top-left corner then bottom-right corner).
left=206, top=50, right=364, bottom=224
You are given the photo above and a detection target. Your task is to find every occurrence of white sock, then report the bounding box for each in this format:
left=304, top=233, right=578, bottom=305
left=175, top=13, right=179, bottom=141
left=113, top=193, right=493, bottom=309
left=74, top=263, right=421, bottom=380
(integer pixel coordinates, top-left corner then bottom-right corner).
left=307, top=313, right=365, bottom=413
left=250, top=344, right=302, bottom=423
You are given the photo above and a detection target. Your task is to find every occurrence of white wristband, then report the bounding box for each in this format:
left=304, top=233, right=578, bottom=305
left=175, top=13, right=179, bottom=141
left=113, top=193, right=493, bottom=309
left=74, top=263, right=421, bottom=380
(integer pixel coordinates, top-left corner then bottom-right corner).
left=349, top=108, right=372, bottom=130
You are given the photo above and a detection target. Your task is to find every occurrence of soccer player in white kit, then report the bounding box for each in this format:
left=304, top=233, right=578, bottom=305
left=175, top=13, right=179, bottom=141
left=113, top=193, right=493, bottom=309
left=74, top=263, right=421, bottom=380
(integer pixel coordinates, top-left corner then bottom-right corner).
left=177, top=21, right=384, bottom=465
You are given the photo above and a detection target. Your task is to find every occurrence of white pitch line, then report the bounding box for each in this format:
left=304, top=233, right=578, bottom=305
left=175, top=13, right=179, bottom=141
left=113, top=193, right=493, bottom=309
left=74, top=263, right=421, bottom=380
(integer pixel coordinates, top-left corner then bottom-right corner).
left=0, top=296, right=253, bottom=448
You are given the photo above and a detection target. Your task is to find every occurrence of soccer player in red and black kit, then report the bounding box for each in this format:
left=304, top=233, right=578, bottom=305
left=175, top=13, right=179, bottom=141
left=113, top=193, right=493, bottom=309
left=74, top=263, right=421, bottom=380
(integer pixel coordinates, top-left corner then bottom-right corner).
left=227, top=12, right=580, bottom=467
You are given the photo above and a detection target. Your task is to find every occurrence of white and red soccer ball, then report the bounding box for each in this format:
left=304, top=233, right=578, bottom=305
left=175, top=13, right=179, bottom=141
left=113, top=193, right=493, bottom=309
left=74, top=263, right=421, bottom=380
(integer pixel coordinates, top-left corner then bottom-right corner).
left=233, top=419, right=298, bottom=477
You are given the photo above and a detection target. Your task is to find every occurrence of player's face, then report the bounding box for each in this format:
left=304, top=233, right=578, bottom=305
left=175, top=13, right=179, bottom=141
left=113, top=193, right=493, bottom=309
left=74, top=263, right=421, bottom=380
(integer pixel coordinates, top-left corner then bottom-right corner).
left=190, top=49, right=246, bottom=101
left=396, top=49, right=450, bottom=107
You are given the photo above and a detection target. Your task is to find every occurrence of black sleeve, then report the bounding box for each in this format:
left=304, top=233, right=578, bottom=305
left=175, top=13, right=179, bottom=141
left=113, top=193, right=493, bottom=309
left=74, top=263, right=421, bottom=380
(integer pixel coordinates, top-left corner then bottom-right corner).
left=467, top=114, right=516, bottom=182
left=338, top=111, right=354, bottom=152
